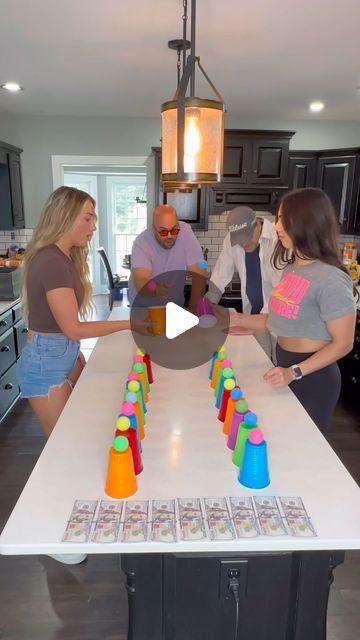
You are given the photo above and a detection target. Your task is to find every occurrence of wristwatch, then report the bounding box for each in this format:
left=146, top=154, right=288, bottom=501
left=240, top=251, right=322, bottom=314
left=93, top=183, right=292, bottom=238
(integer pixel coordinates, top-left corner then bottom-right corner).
left=291, top=365, right=303, bottom=381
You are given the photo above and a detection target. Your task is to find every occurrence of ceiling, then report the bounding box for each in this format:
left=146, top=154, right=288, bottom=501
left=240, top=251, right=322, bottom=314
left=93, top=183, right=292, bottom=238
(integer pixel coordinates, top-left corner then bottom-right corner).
left=0, top=0, right=359, bottom=120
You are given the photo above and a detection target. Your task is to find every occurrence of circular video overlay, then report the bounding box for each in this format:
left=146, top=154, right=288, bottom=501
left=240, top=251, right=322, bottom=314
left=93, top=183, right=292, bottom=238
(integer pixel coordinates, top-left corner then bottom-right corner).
left=129, top=270, right=230, bottom=370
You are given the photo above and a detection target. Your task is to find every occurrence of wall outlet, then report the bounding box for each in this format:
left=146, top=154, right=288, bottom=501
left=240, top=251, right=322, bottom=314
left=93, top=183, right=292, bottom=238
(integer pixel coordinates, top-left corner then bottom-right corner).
left=10, top=231, right=15, bottom=240
left=219, top=559, right=248, bottom=600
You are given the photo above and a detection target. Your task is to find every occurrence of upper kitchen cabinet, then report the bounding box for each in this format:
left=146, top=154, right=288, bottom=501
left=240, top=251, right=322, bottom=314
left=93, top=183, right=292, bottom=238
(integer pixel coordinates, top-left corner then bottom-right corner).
left=222, top=130, right=295, bottom=186
left=0, top=141, right=25, bottom=230
left=150, top=147, right=208, bottom=230
left=288, top=151, right=317, bottom=189
left=316, top=150, right=357, bottom=233
left=350, top=157, right=360, bottom=234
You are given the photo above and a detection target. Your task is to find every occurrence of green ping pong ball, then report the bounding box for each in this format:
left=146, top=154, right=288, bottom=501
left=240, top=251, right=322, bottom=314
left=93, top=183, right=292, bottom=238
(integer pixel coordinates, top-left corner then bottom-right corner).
left=218, top=351, right=227, bottom=361
left=128, top=380, right=140, bottom=392
left=223, top=367, right=233, bottom=378
left=113, top=435, right=129, bottom=452
left=133, top=362, right=144, bottom=373
left=236, top=399, right=248, bottom=413
left=116, top=416, right=130, bottom=431
left=224, top=378, right=236, bottom=391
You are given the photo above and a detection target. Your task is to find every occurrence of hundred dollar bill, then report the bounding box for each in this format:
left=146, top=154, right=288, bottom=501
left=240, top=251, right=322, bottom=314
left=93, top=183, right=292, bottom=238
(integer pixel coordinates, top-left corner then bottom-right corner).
left=177, top=498, right=204, bottom=521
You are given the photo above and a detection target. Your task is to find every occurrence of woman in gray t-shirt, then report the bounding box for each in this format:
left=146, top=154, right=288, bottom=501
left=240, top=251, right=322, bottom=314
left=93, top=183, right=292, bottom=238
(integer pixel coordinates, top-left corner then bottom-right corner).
left=222, top=188, right=356, bottom=433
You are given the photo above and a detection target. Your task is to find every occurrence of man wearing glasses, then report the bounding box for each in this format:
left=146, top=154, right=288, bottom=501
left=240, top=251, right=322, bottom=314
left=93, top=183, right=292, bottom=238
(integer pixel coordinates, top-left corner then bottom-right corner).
left=128, top=204, right=206, bottom=312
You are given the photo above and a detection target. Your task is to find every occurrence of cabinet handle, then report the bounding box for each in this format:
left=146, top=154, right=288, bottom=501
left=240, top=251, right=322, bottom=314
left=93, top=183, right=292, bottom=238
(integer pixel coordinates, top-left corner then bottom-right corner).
left=351, top=376, right=358, bottom=384
left=243, top=169, right=247, bottom=174
left=0, top=320, right=8, bottom=327
left=354, top=353, right=359, bottom=361
left=21, top=328, right=28, bottom=334
left=1, top=345, right=10, bottom=352
left=253, top=169, right=257, bottom=173
left=4, top=383, right=13, bottom=390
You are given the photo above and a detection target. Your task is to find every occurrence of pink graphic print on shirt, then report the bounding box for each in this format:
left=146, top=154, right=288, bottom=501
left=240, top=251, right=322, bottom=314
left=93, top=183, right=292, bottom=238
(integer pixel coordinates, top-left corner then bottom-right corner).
left=269, top=273, right=310, bottom=320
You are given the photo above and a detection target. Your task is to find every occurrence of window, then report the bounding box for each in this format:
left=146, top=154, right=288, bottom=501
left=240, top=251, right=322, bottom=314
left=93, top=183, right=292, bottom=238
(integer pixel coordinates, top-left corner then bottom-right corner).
left=107, top=175, right=147, bottom=276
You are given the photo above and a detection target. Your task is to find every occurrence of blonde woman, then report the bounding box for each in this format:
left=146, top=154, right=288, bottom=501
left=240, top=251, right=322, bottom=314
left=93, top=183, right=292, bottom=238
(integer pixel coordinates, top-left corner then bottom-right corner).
left=18, top=186, right=151, bottom=438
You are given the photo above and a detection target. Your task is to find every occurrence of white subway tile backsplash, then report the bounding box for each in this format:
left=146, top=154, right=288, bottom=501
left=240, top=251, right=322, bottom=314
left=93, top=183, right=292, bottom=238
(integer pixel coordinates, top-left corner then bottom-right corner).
left=0, top=228, right=34, bottom=256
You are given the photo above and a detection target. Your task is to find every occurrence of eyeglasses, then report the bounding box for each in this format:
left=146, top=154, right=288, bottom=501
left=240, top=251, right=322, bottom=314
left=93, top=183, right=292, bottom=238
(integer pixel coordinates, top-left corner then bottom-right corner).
left=157, top=227, right=180, bottom=237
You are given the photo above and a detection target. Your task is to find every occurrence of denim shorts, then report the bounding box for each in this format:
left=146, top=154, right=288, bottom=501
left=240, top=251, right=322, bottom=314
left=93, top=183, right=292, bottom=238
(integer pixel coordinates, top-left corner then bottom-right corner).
left=17, top=333, right=80, bottom=398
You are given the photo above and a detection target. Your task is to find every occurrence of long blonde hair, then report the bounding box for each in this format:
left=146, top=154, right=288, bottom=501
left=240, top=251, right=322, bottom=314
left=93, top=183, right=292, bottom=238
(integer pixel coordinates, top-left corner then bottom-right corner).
left=21, top=186, right=95, bottom=320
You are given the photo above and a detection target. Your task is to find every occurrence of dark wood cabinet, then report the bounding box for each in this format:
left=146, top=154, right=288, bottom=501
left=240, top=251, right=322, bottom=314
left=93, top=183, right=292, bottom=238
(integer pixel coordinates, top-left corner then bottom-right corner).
left=0, top=301, right=27, bottom=423
left=316, top=151, right=357, bottom=232
left=288, top=152, right=317, bottom=189
left=350, top=157, right=360, bottom=234
left=338, top=311, right=360, bottom=413
left=0, top=141, right=25, bottom=230
left=206, top=183, right=282, bottom=216
left=223, top=130, right=294, bottom=186
left=151, top=147, right=208, bottom=230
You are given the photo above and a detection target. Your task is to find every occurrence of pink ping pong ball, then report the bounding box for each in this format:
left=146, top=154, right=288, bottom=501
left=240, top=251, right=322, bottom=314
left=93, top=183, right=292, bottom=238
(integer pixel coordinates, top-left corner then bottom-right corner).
left=147, top=281, right=156, bottom=292
left=133, top=355, right=143, bottom=363
left=128, top=371, right=139, bottom=381
left=249, top=428, right=264, bottom=445
left=221, top=359, right=232, bottom=368
left=121, top=402, right=134, bottom=416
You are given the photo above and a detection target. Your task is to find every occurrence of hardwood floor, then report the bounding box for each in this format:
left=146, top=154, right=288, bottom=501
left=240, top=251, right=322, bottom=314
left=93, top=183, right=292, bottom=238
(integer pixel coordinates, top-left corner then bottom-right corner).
left=0, top=296, right=359, bottom=639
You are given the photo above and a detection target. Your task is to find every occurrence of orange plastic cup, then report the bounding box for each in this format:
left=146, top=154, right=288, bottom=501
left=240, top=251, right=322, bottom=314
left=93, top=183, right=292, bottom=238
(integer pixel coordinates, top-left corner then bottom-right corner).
left=211, top=359, right=221, bottom=389
left=134, top=401, right=145, bottom=440
left=148, top=305, right=166, bottom=335
left=223, top=398, right=237, bottom=436
left=105, top=436, right=137, bottom=499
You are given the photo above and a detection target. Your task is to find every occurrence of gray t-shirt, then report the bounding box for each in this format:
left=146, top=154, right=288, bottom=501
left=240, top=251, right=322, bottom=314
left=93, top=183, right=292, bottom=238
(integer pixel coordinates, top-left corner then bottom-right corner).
left=266, top=261, right=355, bottom=341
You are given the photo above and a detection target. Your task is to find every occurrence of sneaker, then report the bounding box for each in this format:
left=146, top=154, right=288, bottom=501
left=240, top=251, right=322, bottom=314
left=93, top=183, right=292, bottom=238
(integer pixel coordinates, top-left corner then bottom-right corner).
left=48, top=553, right=87, bottom=565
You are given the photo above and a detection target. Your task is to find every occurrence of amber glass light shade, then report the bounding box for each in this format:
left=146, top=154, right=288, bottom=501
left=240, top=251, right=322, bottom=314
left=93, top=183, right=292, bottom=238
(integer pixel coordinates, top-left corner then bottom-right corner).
left=161, top=97, right=224, bottom=191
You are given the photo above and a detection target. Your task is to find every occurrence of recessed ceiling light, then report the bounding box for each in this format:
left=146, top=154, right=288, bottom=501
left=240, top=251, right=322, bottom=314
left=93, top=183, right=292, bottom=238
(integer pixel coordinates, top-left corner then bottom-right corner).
left=309, top=101, right=324, bottom=112
left=1, top=82, right=23, bottom=92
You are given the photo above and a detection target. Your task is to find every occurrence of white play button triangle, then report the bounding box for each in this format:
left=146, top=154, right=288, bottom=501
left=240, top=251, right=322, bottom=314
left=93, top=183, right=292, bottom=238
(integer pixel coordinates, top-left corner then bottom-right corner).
left=165, top=302, right=199, bottom=340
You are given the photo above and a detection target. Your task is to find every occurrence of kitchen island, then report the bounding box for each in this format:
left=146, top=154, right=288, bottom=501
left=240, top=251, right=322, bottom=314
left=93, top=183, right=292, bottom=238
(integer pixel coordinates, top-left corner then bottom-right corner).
left=1, top=307, right=360, bottom=639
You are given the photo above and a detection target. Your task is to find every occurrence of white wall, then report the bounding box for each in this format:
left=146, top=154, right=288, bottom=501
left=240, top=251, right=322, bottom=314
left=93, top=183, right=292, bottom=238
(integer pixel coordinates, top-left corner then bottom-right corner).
left=0, top=115, right=161, bottom=228
left=1, top=113, right=360, bottom=228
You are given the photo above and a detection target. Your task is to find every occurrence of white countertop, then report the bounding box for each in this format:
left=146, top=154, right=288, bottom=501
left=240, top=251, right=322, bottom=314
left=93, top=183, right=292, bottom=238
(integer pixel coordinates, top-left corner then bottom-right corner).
left=0, top=298, right=20, bottom=315
left=1, top=307, right=360, bottom=555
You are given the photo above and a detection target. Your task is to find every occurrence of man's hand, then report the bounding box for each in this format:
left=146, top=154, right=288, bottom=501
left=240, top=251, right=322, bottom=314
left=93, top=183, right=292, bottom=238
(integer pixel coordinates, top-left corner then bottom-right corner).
left=263, top=366, right=293, bottom=388
left=155, top=281, right=170, bottom=298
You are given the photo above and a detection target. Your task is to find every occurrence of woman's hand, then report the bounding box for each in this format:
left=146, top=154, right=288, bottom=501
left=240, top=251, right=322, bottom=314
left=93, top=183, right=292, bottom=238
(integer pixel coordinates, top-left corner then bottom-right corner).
left=209, top=303, right=228, bottom=324
left=227, top=326, right=253, bottom=336
left=131, top=319, right=155, bottom=336
left=263, top=366, right=293, bottom=388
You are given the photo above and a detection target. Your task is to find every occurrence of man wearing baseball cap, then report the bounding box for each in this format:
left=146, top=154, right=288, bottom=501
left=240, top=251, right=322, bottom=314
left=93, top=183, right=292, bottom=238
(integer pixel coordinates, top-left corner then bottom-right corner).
left=206, top=206, right=280, bottom=359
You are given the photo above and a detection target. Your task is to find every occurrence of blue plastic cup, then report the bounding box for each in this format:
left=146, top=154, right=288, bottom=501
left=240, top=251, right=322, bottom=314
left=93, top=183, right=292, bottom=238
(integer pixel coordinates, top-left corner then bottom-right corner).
left=238, top=438, right=270, bottom=489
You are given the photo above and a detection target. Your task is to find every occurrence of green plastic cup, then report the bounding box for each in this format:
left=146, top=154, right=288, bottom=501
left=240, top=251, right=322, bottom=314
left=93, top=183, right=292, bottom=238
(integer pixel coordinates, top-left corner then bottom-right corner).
left=232, top=421, right=257, bottom=468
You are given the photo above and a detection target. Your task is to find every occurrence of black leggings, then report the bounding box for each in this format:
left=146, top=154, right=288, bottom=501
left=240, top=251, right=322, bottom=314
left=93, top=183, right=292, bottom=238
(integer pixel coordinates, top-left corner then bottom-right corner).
left=276, top=344, right=341, bottom=435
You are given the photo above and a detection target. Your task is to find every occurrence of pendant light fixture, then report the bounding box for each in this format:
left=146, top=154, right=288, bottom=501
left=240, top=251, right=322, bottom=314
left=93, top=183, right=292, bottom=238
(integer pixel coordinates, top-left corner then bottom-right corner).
left=161, top=0, right=225, bottom=193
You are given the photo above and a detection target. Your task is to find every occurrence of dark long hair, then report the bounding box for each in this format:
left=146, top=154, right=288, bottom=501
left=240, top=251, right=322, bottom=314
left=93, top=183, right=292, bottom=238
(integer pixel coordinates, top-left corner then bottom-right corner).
left=272, top=188, right=348, bottom=276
